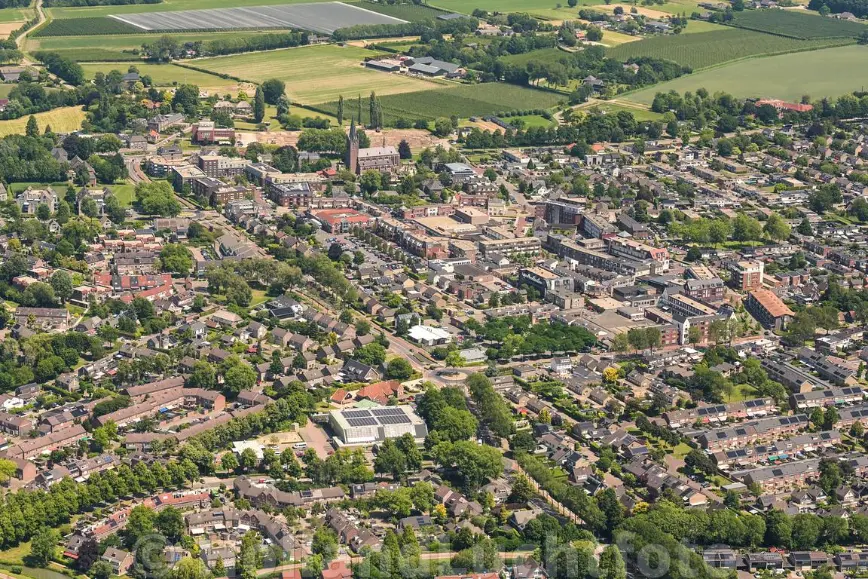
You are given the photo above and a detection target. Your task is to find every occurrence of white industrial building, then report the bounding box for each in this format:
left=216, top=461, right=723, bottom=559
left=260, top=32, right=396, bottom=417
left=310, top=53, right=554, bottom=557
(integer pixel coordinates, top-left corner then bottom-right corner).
left=329, top=406, right=428, bottom=446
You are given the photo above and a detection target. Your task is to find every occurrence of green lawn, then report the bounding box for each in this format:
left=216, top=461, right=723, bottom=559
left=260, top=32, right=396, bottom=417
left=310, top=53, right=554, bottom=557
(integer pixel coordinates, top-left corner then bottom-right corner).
left=726, top=384, right=759, bottom=403
left=624, top=44, right=868, bottom=104
left=80, top=62, right=239, bottom=93
left=0, top=541, right=31, bottom=565
left=110, top=183, right=136, bottom=206
left=193, top=44, right=441, bottom=105
left=507, top=114, right=556, bottom=128
left=672, top=442, right=692, bottom=459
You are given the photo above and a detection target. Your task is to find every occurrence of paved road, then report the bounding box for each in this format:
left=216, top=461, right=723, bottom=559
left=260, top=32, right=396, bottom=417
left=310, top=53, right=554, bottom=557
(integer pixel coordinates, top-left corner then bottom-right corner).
left=514, top=463, right=584, bottom=525
left=256, top=550, right=537, bottom=575
left=126, top=155, right=150, bottom=184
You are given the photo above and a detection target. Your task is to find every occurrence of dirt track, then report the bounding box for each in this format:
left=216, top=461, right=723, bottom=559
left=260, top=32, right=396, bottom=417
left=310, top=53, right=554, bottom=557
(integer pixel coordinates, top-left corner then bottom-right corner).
left=236, top=127, right=450, bottom=150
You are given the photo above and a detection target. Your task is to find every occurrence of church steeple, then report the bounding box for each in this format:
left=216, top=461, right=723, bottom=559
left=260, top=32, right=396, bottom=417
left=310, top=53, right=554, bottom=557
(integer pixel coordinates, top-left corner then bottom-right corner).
left=346, top=119, right=359, bottom=174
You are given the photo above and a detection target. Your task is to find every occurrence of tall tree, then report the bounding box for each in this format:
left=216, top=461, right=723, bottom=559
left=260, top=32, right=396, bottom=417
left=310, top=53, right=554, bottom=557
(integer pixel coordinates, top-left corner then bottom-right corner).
left=337, top=95, right=344, bottom=125
left=253, top=86, right=265, bottom=123
left=25, top=115, right=39, bottom=137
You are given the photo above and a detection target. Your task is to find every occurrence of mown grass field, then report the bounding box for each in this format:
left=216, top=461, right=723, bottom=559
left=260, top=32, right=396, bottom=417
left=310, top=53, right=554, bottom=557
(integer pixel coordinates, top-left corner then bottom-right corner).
left=500, top=47, right=573, bottom=66
left=607, top=27, right=852, bottom=69
left=0, top=106, right=85, bottom=136
left=600, top=30, right=641, bottom=45
left=193, top=44, right=441, bottom=104
left=624, top=44, right=868, bottom=104
left=82, top=62, right=236, bottom=89
left=314, top=82, right=565, bottom=124
left=577, top=100, right=665, bottom=121
left=728, top=8, right=868, bottom=38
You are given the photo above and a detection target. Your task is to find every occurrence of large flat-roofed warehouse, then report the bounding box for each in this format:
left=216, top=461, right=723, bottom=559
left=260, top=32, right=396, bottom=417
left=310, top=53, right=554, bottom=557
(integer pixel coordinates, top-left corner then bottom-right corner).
left=329, top=406, right=427, bottom=446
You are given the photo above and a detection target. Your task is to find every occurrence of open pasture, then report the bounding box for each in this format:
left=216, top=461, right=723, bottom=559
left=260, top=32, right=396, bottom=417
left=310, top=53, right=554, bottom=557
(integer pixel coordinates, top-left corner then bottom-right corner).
left=607, top=27, right=852, bottom=69
left=623, top=44, right=868, bottom=104
left=109, top=1, right=404, bottom=33
left=193, top=44, right=441, bottom=104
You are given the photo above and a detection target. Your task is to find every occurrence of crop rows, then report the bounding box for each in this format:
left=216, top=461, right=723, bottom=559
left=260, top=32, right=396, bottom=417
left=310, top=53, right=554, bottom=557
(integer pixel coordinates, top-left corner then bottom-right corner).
left=728, top=9, right=868, bottom=39
left=313, top=83, right=565, bottom=124
left=33, top=17, right=140, bottom=36
left=347, top=1, right=449, bottom=22
left=55, top=48, right=142, bottom=61
left=607, top=27, right=852, bottom=70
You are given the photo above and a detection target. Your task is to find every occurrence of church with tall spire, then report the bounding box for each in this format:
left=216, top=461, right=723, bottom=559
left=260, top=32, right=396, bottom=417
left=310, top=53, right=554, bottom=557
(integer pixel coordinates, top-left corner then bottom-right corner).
left=343, top=118, right=400, bottom=175
left=345, top=119, right=359, bottom=175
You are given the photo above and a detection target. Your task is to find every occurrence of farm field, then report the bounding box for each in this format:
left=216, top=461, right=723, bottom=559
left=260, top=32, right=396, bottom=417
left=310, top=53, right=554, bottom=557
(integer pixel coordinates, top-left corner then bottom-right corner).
left=600, top=30, right=641, bottom=46
left=109, top=1, right=404, bottom=34
left=500, top=47, right=573, bottom=66
left=314, top=83, right=566, bottom=124
left=607, top=27, right=853, bottom=70
left=347, top=1, right=448, bottom=21
left=26, top=30, right=290, bottom=52
left=0, top=107, right=86, bottom=137
left=193, top=44, right=442, bottom=104
left=0, top=7, right=28, bottom=22
left=623, top=44, right=868, bottom=104
left=728, top=8, right=868, bottom=38
left=680, top=20, right=726, bottom=33
left=81, top=62, right=239, bottom=93
left=45, top=0, right=331, bottom=19
left=33, top=17, right=140, bottom=36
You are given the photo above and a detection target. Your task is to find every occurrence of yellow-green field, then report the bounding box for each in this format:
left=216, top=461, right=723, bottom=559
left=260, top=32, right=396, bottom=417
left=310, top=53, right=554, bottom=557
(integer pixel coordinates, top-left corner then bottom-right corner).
left=81, top=62, right=241, bottom=93
left=0, top=106, right=86, bottom=136
left=0, top=7, right=28, bottom=22
left=600, top=30, right=641, bottom=46
left=624, top=44, right=868, bottom=104
left=193, top=44, right=443, bottom=105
